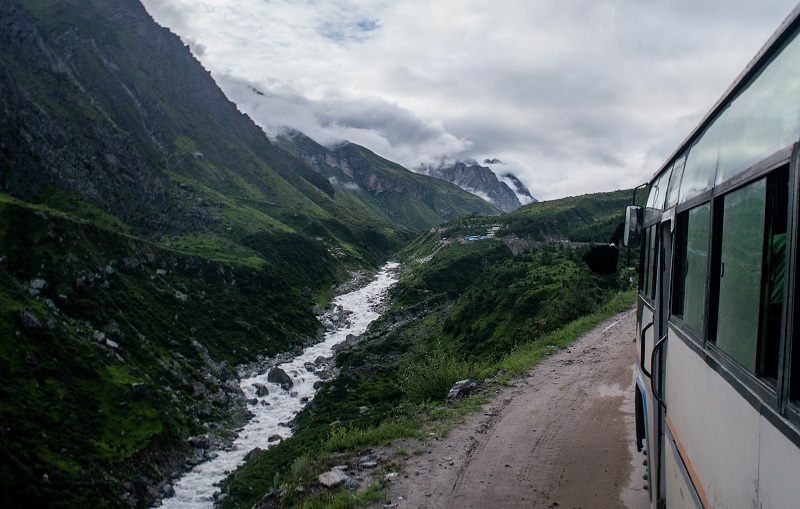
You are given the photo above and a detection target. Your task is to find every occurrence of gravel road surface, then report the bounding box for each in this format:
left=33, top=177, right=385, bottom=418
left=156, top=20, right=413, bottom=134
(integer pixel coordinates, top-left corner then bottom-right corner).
left=385, top=309, right=649, bottom=509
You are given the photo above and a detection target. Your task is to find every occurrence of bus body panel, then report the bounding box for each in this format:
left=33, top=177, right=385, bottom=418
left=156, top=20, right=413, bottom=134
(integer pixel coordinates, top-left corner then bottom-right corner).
left=757, top=414, right=800, bottom=508
left=665, top=329, right=760, bottom=507
left=664, top=425, right=703, bottom=509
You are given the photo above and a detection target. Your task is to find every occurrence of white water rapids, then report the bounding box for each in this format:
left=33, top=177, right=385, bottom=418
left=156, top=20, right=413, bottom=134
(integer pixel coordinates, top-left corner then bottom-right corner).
left=160, top=262, right=399, bottom=508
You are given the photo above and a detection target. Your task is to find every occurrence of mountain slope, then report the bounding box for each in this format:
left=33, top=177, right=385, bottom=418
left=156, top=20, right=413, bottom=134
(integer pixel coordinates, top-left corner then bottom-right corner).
left=277, top=131, right=502, bottom=230
left=0, top=0, right=417, bottom=506
left=419, top=160, right=523, bottom=212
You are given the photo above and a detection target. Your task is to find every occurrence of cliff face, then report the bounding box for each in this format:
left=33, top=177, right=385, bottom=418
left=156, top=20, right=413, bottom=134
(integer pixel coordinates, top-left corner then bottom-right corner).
left=501, top=172, right=537, bottom=205
left=415, top=160, right=525, bottom=212
left=0, top=0, right=170, bottom=225
left=278, top=131, right=502, bottom=230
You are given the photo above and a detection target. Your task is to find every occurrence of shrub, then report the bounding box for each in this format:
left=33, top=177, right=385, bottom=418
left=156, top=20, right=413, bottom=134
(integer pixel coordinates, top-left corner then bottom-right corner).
left=399, top=344, right=484, bottom=403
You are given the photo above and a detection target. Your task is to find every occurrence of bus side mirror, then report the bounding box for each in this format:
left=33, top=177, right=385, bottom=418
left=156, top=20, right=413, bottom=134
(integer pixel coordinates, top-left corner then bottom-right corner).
left=623, top=205, right=643, bottom=248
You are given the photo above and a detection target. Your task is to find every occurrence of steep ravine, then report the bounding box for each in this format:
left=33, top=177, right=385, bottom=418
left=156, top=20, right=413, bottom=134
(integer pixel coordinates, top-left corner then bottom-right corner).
left=158, top=263, right=399, bottom=508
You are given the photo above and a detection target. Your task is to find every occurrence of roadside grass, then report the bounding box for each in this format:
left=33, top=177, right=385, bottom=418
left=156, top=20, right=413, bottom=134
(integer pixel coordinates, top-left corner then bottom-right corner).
left=498, top=288, right=636, bottom=377
left=324, top=418, right=423, bottom=452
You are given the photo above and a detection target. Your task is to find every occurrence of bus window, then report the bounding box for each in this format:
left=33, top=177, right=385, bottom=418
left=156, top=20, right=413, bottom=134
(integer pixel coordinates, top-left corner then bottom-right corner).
left=679, top=111, right=728, bottom=205
left=672, top=203, right=711, bottom=336
left=716, top=30, right=800, bottom=184
left=666, top=157, right=685, bottom=207
left=710, top=168, right=787, bottom=378
left=644, top=225, right=659, bottom=300
left=713, top=178, right=767, bottom=372
left=761, top=168, right=788, bottom=380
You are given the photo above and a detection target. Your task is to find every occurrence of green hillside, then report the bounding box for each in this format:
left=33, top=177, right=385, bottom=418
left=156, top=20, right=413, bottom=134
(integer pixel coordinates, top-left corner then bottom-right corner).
left=218, top=189, right=638, bottom=508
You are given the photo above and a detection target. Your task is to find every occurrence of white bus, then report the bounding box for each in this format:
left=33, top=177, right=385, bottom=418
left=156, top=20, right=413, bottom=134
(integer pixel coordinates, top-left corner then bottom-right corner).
left=624, top=4, right=800, bottom=507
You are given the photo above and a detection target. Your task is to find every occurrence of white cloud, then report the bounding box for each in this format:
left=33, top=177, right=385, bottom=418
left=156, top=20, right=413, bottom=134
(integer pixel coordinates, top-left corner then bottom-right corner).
left=140, top=0, right=799, bottom=200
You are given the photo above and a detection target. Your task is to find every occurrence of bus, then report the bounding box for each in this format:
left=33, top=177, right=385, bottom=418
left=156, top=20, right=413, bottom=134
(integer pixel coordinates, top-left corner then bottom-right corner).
left=623, top=4, right=800, bottom=508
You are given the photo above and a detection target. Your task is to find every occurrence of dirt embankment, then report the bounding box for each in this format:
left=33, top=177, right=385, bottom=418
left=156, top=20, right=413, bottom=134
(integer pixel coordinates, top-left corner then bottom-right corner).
left=383, top=309, right=648, bottom=509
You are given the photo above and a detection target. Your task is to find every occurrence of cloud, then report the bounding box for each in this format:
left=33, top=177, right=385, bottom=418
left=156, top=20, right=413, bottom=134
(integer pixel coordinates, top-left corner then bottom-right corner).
left=140, top=0, right=799, bottom=200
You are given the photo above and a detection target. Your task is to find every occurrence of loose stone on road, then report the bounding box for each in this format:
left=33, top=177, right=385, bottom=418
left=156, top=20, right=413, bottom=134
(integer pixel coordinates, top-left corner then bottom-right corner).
left=385, top=309, right=648, bottom=509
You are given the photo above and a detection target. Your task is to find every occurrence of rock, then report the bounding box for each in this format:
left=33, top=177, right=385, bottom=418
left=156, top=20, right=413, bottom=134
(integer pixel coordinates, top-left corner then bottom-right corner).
left=211, top=391, right=228, bottom=407
left=192, top=382, right=209, bottom=397
left=162, top=484, right=175, bottom=498
left=267, top=434, right=282, bottom=443
left=130, top=383, right=151, bottom=399
left=122, top=257, right=139, bottom=269
left=188, top=435, right=212, bottom=450
left=313, top=304, right=325, bottom=316
left=313, top=381, right=324, bottom=390
left=304, top=362, right=316, bottom=372
left=318, top=468, right=349, bottom=488
left=244, top=447, right=262, bottom=461
left=30, top=278, right=48, bottom=291
left=446, top=379, right=478, bottom=399
left=267, top=367, right=293, bottom=389
left=252, top=383, right=269, bottom=397
left=15, top=308, right=42, bottom=330
left=253, top=490, right=278, bottom=509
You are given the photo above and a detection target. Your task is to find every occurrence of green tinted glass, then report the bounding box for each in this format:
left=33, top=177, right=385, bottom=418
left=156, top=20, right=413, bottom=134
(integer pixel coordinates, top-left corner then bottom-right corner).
left=717, top=32, right=800, bottom=183
left=681, top=203, right=710, bottom=334
left=715, top=179, right=766, bottom=373
left=680, top=114, right=727, bottom=204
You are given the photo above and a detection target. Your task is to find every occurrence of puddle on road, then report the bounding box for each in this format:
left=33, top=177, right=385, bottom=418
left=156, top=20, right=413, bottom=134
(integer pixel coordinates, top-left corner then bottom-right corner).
left=598, top=382, right=625, bottom=398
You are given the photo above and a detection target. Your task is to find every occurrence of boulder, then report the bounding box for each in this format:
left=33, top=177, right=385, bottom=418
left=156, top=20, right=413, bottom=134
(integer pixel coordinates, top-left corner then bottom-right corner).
left=15, top=308, right=42, bottom=330
left=188, top=435, right=212, bottom=450
left=252, top=383, right=269, bottom=397
left=130, top=383, right=151, bottom=399
left=446, top=379, right=478, bottom=399
left=267, top=367, right=293, bottom=389
left=162, top=484, right=175, bottom=498
left=244, top=447, right=262, bottom=461
left=318, top=468, right=349, bottom=489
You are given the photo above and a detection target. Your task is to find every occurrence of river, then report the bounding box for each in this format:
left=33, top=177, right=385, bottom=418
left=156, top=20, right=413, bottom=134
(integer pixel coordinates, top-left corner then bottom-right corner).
left=160, top=262, right=400, bottom=508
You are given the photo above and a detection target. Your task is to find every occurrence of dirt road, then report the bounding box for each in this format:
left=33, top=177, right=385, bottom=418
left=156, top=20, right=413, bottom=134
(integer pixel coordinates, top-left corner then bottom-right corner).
left=385, top=309, right=649, bottom=509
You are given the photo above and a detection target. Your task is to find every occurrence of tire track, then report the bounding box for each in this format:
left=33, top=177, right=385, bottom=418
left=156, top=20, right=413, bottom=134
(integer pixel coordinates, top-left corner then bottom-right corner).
left=384, top=310, right=648, bottom=509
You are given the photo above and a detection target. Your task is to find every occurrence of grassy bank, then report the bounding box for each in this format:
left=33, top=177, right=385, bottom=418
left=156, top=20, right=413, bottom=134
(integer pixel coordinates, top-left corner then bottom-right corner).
left=220, top=286, right=636, bottom=509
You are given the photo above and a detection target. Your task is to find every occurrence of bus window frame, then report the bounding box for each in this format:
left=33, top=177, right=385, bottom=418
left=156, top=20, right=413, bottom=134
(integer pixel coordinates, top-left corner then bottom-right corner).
left=669, top=147, right=799, bottom=431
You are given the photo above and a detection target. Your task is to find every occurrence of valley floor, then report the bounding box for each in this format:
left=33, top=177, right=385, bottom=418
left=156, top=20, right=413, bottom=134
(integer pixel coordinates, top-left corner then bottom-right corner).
left=382, top=309, right=648, bottom=509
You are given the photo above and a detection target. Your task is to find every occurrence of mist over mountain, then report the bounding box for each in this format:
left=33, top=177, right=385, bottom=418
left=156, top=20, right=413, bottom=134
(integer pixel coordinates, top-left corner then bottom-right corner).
left=417, top=159, right=535, bottom=212
left=500, top=172, right=537, bottom=205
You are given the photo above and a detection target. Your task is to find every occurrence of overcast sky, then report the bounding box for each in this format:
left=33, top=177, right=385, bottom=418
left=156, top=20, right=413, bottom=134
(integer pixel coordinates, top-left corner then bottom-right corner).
left=140, top=0, right=798, bottom=201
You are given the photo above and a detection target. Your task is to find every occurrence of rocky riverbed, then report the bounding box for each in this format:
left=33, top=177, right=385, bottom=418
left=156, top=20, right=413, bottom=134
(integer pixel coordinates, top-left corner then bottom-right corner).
left=157, top=262, right=399, bottom=508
